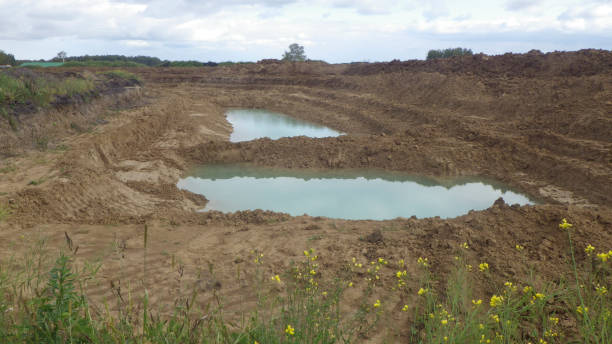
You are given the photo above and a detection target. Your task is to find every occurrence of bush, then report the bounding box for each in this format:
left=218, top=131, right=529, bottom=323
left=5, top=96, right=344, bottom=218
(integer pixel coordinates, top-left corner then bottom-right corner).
left=427, top=47, right=474, bottom=60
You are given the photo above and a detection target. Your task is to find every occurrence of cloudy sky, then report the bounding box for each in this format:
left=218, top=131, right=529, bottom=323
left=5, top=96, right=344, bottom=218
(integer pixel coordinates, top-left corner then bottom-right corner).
left=0, top=0, right=610, bottom=62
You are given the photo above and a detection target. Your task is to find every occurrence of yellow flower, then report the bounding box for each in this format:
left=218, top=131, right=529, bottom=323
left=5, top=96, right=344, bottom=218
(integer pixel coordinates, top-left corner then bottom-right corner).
left=460, top=242, right=469, bottom=249
left=539, top=339, right=547, bottom=344
left=348, top=281, right=353, bottom=287
left=398, top=259, right=405, bottom=267
left=479, top=323, right=485, bottom=330
left=441, top=319, right=448, bottom=325
left=577, top=306, right=588, bottom=315
left=490, top=295, right=504, bottom=307
left=585, top=244, right=595, bottom=255
left=549, top=316, right=559, bottom=325
left=479, top=262, right=489, bottom=272
left=255, top=341, right=259, bottom=344
left=597, top=252, right=609, bottom=262
left=559, top=218, right=572, bottom=230
left=472, top=299, right=483, bottom=306
left=417, top=257, right=429, bottom=267
left=490, top=314, right=500, bottom=323
left=402, top=304, right=409, bottom=312
left=596, top=285, right=607, bottom=295
left=271, top=275, right=281, bottom=283
left=310, top=269, right=316, bottom=275
left=418, top=287, right=428, bottom=296
left=535, top=293, right=546, bottom=300
left=373, top=299, right=381, bottom=308
left=465, top=264, right=473, bottom=271
left=515, top=244, right=524, bottom=251
left=304, top=250, right=310, bottom=257
left=523, top=286, right=533, bottom=294
left=285, top=324, right=295, bottom=335
left=444, top=336, right=448, bottom=342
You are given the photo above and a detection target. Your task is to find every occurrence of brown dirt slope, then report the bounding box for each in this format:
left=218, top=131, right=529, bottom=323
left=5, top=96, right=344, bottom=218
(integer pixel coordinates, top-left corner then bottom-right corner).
left=0, top=50, right=610, bottom=341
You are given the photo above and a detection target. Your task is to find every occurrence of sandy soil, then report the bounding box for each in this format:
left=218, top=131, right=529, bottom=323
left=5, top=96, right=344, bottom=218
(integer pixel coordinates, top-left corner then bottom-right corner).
left=0, top=49, right=611, bottom=341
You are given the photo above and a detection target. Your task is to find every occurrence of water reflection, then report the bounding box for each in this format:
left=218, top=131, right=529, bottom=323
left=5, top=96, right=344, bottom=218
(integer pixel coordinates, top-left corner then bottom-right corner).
left=178, top=164, right=535, bottom=220
left=227, top=109, right=341, bottom=142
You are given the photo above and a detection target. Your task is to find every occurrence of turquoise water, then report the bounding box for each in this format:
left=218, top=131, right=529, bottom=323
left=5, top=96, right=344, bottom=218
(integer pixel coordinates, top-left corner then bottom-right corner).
left=227, top=109, right=341, bottom=142
left=177, top=164, right=535, bottom=220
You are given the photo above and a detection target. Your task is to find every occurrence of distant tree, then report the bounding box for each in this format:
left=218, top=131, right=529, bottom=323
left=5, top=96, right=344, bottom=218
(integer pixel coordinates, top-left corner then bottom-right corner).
left=0, top=50, right=16, bottom=65
left=426, top=47, right=473, bottom=60
left=56, top=51, right=67, bottom=63
left=282, top=43, right=306, bottom=62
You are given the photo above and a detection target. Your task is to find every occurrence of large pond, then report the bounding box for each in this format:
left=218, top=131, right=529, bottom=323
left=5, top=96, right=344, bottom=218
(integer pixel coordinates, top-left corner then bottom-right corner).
left=226, top=109, right=341, bottom=142
left=177, top=164, right=535, bottom=220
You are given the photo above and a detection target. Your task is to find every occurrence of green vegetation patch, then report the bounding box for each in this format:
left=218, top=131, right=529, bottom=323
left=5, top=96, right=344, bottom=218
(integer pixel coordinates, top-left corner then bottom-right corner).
left=427, top=47, right=474, bottom=60
left=20, top=62, right=64, bottom=68
left=0, top=73, right=95, bottom=107
left=62, top=61, right=146, bottom=67
left=97, top=69, right=142, bottom=83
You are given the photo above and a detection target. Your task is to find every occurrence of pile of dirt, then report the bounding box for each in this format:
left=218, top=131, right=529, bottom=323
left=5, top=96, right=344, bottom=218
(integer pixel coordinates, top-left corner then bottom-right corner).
left=0, top=49, right=610, bottom=341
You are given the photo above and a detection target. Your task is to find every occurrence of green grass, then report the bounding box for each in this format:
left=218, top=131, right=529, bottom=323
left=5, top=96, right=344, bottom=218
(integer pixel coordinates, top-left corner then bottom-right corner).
left=97, top=70, right=142, bottom=83
left=0, top=220, right=609, bottom=343
left=20, top=62, right=64, bottom=68
left=0, top=204, right=10, bottom=222
left=0, top=74, right=95, bottom=107
left=62, top=61, right=145, bottom=68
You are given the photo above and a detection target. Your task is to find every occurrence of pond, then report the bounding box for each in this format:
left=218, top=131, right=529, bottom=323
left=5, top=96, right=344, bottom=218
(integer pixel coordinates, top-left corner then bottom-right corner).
left=177, top=164, right=535, bottom=220
left=226, top=109, right=341, bottom=142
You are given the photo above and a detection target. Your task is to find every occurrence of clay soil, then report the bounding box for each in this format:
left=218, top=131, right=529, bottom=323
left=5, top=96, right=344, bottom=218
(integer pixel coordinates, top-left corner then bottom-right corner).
left=1, top=49, right=611, bottom=341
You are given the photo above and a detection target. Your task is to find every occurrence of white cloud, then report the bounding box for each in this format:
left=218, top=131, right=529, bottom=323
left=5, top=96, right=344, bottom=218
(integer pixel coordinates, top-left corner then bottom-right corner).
left=0, top=0, right=609, bottom=62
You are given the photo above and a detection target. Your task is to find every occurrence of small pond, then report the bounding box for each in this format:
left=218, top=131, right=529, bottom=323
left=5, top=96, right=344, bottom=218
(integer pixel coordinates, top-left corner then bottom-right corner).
left=226, top=109, right=341, bottom=142
left=177, top=164, right=535, bottom=220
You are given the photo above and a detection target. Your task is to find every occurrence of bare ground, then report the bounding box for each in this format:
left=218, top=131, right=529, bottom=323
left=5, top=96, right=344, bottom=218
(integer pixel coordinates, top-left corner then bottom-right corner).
left=1, top=50, right=611, bottom=341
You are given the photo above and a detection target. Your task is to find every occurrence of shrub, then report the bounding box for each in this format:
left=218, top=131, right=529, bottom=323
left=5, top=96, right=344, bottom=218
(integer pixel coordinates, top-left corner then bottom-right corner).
left=427, top=47, right=474, bottom=60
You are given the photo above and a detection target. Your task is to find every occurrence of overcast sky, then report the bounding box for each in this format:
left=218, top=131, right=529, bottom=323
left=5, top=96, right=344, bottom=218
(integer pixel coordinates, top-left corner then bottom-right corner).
left=0, top=0, right=610, bottom=63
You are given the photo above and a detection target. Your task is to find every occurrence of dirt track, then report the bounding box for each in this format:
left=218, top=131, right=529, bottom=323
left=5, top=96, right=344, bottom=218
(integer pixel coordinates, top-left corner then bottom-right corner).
left=1, top=50, right=611, bottom=341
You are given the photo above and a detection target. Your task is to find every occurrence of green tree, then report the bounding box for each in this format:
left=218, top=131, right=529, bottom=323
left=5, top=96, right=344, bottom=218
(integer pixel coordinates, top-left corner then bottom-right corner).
left=0, top=50, right=16, bottom=65
left=282, top=43, right=306, bottom=62
left=426, top=47, right=473, bottom=60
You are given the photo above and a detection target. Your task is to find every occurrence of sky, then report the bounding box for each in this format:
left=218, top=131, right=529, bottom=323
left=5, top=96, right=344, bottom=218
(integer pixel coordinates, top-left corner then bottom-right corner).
left=0, top=0, right=610, bottom=63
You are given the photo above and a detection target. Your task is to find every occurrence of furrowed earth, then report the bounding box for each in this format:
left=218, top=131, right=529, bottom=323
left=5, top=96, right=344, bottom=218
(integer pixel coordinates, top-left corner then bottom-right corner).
left=1, top=50, right=611, bottom=342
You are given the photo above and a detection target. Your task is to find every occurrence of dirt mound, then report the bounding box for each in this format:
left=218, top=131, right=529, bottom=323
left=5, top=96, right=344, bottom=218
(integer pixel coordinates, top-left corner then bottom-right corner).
left=343, top=49, right=612, bottom=77
left=0, top=50, right=610, bottom=342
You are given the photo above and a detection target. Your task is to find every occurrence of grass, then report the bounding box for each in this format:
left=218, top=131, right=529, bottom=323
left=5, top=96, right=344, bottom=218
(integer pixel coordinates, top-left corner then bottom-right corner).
left=0, top=219, right=609, bottom=343
left=0, top=73, right=95, bottom=107
left=0, top=204, right=10, bottom=222
left=62, top=61, right=146, bottom=68
left=97, top=70, right=142, bottom=83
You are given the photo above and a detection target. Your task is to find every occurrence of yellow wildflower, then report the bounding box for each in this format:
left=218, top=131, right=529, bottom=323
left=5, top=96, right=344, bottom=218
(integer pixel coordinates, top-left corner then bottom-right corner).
left=559, top=218, right=572, bottom=230
left=479, top=262, right=489, bottom=272
left=304, top=250, right=310, bottom=257
left=515, top=244, right=524, bottom=251
left=402, top=305, right=409, bottom=312
left=444, top=336, right=448, bottom=341
left=585, top=244, right=595, bottom=255
left=460, top=242, right=469, bottom=249
left=441, top=319, right=448, bottom=325
left=535, top=293, right=546, bottom=300
left=310, top=269, right=316, bottom=275
left=348, top=281, right=353, bottom=287
left=479, top=323, right=485, bottom=330
left=523, top=286, right=533, bottom=294
left=577, top=306, right=588, bottom=315
left=596, top=285, right=607, bottom=295
left=398, top=259, right=405, bottom=267
left=285, top=324, right=295, bottom=336
left=417, top=257, right=429, bottom=267
left=491, top=314, right=500, bottom=323
left=472, top=299, right=483, bottom=306
left=373, top=299, right=381, bottom=308
left=466, top=264, right=473, bottom=271
left=597, top=252, right=609, bottom=262
left=549, top=316, right=559, bottom=325
left=490, top=295, right=504, bottom=307
left=271, top=275, right=281, bottom=283
left=418, top=287, right=428, bottom=296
